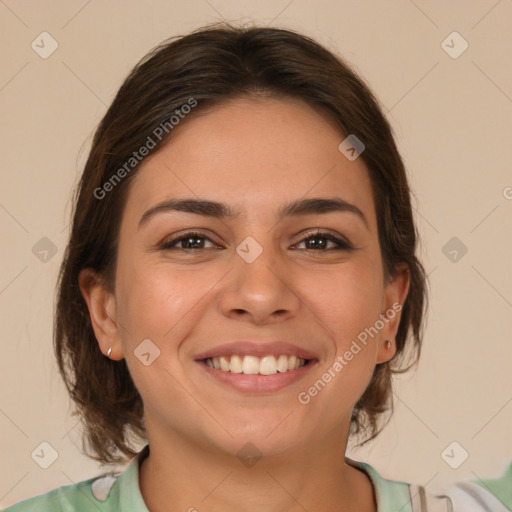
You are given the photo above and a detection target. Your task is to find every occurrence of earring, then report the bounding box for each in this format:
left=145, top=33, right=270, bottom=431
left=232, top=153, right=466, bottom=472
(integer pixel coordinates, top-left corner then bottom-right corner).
left=106, top=347, right=112, bottom=358
left=385, top=340, right=392, bottom=350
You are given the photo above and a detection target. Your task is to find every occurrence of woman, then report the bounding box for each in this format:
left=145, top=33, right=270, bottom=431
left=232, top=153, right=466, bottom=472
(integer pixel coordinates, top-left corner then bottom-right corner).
left=4, top=23, right=510, bottom=512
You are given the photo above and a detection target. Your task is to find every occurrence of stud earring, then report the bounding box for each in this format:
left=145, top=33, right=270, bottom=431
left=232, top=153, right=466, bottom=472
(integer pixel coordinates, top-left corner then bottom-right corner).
left=385, top=340, right=392, bottom=350
left=106, top=347, right=112, bottom=358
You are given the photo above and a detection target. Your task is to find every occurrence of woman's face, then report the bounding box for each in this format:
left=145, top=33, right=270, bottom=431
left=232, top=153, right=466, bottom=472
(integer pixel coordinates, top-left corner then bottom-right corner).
left=82, top=96, right=408, bottom=458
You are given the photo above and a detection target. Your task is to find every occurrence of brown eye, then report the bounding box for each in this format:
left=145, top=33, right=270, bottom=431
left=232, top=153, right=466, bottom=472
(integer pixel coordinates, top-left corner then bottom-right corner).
left=160, top=231, right=217, bottom=251
left=294, top=230, right=354, bottom=251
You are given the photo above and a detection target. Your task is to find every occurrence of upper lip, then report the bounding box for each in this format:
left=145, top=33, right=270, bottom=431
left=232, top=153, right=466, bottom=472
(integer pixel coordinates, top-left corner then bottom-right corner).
left=194, top=341, right=317, bottom=361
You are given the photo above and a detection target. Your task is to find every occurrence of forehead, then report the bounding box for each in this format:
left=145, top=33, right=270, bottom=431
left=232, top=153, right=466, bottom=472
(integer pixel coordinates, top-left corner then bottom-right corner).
left=123, top=96, right=376, bottom=227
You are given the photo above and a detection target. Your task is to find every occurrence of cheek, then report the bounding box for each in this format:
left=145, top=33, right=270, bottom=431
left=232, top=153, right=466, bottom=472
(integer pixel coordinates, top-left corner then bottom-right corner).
left=307, top=259, right=383, bottom=348
left=113, top=262, right=208, bottom=401
left=115, top=256, right=223, bottom=357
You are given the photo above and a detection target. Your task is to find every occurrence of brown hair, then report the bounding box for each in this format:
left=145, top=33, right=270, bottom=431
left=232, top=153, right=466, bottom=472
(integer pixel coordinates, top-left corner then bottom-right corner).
left=55, top=22, right=427, bottom=465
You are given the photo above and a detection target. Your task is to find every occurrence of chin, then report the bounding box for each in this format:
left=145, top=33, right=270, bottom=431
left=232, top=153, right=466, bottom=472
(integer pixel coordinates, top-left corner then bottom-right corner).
left=208, top=413, right=308, bottom=460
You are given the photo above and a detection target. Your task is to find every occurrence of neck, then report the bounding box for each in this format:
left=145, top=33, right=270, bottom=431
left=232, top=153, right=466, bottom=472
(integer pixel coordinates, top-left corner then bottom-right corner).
left=138, top=424, right=376, bottom=512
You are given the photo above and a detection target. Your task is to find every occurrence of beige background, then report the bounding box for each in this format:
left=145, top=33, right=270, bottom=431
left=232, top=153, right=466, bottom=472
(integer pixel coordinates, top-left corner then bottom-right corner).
left=1, top=0, right=511, bottom=508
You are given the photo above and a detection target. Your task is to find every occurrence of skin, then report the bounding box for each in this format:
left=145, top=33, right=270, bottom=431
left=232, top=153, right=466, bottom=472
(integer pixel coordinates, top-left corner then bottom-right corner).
left=79, top=96, right=409, bottom=512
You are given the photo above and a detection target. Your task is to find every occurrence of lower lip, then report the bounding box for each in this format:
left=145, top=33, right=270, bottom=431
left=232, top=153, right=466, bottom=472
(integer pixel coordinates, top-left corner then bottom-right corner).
left=196, top=360, right=317, bottom=393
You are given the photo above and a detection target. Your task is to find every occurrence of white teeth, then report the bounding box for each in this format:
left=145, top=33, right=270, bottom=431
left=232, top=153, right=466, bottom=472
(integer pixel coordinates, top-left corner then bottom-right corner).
left=276, top=355, right=289, bottom=372
left=206, top=354, right=308, bottom=375
left=230, top=355, right=243, bottom=373
left=242, top=355, right=260, bottom=374
left=259, top=356, right=277, bottom=375
left=219, top=356, right=230, bottom=371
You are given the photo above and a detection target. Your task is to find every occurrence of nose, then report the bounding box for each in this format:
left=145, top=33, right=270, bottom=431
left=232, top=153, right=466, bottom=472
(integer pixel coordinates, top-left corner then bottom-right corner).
left=218, top=243, right=301, bottom=326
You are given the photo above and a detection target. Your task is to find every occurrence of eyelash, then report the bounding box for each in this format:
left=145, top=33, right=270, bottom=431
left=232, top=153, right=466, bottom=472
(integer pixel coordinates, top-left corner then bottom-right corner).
left=159, top=229, right=355, bottom=252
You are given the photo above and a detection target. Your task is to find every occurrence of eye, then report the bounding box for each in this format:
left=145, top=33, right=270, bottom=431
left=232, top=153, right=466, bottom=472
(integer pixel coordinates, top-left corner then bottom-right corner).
left=159, top=229, right=354, bottom=253
left=293, top=229, right=354, bottom=251
left=160, top=231, right=218, bottom=251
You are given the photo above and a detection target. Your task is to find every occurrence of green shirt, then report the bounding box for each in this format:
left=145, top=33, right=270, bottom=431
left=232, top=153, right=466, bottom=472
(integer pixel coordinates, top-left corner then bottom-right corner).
left=3, top=445, right=511, bottom=511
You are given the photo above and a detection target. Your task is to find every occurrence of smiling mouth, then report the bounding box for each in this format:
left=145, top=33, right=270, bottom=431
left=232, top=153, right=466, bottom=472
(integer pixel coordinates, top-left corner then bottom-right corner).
left=201, top=354, right=314, bottom=375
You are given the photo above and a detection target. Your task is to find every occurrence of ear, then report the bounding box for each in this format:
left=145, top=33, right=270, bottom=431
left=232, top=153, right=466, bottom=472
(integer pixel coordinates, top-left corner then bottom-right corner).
left=376, top=263, right=410, bottom=364
left=78, top=268, right=123, bottom=360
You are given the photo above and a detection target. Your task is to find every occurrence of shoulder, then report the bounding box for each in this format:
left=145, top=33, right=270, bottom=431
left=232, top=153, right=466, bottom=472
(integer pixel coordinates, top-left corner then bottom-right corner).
left=435, top=461, right=512, bottom=512
left=2, top=446, right=150, bottom=512
left=349, top=459, right=512, bottom=512
left=1, top=474, right=118, bottom=512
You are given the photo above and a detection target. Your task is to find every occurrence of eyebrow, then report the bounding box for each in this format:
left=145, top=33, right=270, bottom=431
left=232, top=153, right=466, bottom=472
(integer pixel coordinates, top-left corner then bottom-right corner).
left=138, top=197, right=369, bottom=230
